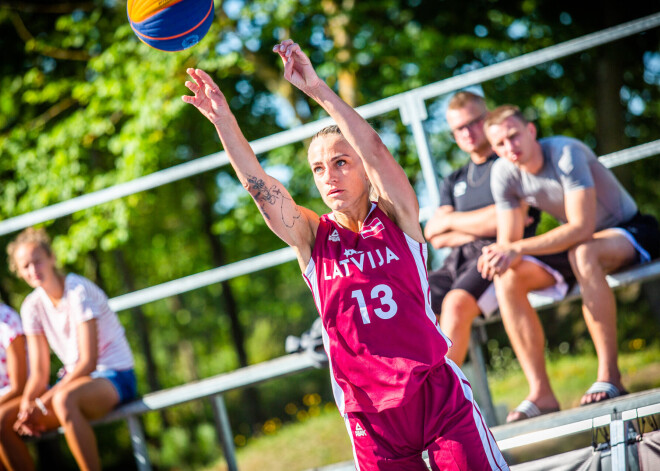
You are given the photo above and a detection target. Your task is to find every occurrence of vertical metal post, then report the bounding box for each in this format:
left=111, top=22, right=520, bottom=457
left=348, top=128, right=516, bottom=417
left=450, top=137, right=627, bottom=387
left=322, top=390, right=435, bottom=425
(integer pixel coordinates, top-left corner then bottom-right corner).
left=127, top=415, right=152, bottom=471
left=211, top=394, right=239, bottom=471
left=468, top=327, right=498, bottom=426
left=610, top=415, right=627, bottom=471
left=400, top=93, right=441, bottom=209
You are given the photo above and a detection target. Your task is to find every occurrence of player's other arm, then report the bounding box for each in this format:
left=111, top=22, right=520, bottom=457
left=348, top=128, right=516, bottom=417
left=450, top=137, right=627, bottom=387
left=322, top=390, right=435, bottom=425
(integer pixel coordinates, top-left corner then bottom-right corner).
left=273, top=40, right=422, bottom=242
left=182, top=69, right=318, bottom=266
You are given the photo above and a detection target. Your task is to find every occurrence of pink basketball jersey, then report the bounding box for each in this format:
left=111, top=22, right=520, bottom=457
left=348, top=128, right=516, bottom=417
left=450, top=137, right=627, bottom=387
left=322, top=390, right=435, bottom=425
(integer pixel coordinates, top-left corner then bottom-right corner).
left=303, top=203, right=451, bottom=414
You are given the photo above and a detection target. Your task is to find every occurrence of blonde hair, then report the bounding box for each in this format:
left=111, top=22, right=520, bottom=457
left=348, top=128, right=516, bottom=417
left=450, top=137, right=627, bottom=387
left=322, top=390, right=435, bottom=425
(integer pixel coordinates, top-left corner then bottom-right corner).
left=311, top=124, right=342, bottom=142
left=484, top=104, right=529, bottom=128
left=447, top=91, right=487, bottom=112
left=7, top=227, right=53, bottom=274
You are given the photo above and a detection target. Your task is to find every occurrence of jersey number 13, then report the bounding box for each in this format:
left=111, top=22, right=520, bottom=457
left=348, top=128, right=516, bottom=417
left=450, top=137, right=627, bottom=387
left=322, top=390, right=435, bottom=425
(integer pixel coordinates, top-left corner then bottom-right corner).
left=351, top=284, right=397, bottom=324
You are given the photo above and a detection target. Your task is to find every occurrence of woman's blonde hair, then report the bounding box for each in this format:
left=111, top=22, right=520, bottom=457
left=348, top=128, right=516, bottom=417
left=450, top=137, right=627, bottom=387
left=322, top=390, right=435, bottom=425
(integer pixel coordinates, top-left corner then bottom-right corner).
left=7, top=227, right=53, bottom=274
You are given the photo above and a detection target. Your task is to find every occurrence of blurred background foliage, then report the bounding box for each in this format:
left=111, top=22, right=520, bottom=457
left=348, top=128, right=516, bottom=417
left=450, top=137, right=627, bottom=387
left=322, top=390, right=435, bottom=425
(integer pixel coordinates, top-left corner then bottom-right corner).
left=0, top=0, right=659, bottom=469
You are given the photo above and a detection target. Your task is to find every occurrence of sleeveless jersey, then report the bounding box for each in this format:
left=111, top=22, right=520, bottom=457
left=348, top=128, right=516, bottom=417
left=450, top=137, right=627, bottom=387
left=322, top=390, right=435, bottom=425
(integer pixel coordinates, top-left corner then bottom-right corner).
left=303, top=203, right=451, bottom=414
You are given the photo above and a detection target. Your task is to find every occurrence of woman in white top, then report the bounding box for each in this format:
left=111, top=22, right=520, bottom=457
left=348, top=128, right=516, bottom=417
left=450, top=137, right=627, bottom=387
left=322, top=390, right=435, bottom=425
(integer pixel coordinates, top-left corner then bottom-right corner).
left=0, top=304, right=27, bottom=407
left=0, top=227, right=135, bottom=471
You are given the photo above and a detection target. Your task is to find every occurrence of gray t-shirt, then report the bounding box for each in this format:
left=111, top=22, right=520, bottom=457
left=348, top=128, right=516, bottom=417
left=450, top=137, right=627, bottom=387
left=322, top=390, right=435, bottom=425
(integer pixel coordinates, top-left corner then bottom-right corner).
left=491, top=136, right=637, bottom=231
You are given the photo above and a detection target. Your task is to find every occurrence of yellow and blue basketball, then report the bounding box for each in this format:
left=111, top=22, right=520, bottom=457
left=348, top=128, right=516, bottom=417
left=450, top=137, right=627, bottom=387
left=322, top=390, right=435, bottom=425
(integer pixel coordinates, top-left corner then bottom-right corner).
left=127, top=0, right=214, bottom=52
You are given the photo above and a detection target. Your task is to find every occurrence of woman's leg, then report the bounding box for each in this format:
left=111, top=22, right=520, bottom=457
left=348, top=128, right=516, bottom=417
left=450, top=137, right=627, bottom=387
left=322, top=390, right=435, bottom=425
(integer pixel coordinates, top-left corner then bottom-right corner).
left=343, top=412, right=428, bottom=470
left=425, top=361, right=509, bottom=470
left=0, top=396, right=59, bottom=471
left=51, top=376, right=119, bottom=471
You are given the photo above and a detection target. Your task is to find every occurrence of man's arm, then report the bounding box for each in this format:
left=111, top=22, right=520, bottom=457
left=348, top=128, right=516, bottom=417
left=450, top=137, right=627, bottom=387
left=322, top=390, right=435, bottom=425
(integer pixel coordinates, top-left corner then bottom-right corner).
left=440, top=205, right=498, bottom=238
left=511, top=188, right=596, bottom=255
left=428, top=231, right=478, bottom=249
left=424, top=206, right=452, bottom=240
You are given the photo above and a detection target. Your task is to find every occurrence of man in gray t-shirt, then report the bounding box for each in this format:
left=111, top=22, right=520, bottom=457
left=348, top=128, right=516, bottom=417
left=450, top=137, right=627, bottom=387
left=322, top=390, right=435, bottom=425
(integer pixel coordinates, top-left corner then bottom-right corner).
left=478, top=105, right=659, bottom=423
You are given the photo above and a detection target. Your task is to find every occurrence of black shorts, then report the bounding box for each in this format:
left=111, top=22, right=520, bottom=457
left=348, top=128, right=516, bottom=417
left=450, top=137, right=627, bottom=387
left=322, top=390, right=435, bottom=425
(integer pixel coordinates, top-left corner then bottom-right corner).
left=428, top=242, right=576, bottom=315
left=614, top=212, right=660, bottom=262
left=533, top=251, right=576, bottom=287
left=428, top=239, right=494, bottom=314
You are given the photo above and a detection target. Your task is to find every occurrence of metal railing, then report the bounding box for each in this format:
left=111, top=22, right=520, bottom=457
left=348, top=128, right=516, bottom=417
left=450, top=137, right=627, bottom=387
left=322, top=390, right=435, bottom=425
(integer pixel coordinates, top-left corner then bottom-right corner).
left=0, top=12, right=658, bottom=314
left=11, top=11, right=660, bottom=471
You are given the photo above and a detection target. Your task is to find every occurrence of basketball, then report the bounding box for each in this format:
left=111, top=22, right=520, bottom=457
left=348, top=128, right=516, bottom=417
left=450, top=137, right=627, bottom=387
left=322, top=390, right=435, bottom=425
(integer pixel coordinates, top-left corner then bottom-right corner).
left=127, top=0, right=215, bottom=52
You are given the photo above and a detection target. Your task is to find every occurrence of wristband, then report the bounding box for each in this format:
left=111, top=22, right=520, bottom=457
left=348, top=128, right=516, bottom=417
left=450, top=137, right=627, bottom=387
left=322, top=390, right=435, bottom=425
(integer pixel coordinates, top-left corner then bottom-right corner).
left=34, top=397, right=48, bottom=416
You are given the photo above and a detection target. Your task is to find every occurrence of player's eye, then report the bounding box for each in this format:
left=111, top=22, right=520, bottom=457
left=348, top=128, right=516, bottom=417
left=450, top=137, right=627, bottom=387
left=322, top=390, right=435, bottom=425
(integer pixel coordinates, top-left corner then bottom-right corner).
left=337, top=159, right=346, bottom=167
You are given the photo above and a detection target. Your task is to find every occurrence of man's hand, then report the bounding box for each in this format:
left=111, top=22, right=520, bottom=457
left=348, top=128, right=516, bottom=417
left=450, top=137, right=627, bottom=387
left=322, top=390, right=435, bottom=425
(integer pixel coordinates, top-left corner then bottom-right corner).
left=478, top=243, right=520, bottom=280
left=272, top=40, right=322, bottom=93
left=182, top=68, right=230, bottom=126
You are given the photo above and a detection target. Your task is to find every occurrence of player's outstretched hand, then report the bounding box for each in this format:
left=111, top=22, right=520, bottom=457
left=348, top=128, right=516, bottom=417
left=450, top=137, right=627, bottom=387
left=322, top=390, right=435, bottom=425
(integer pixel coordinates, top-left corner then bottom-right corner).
left=272, top=40, right=322, bottom=94
left=182, top=68, right=229, bottom=126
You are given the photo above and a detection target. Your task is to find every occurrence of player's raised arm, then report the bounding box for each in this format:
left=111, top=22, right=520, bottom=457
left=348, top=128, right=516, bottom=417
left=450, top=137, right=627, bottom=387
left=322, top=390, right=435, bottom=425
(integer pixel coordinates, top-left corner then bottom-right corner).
left=182, top=68, right=318, bottom=267
left=272, top=40, right=422, bottom=242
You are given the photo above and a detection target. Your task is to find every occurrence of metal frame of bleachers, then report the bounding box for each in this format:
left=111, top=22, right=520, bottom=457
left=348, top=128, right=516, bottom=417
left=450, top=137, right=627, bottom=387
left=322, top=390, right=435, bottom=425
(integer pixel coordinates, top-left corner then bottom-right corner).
left=5, top=12, right=660, bottom=471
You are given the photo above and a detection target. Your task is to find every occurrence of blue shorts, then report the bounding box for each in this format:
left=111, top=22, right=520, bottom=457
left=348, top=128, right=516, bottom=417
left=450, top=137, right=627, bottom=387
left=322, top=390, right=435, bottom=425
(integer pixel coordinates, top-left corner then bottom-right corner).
left=91, top=369, right=137, bottom=404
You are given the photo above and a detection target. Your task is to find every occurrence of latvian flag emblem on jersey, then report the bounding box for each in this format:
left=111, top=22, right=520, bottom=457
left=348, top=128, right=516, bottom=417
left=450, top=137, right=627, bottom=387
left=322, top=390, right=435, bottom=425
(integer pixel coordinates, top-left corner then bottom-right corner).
left=361, top=218, right=385, bottom=239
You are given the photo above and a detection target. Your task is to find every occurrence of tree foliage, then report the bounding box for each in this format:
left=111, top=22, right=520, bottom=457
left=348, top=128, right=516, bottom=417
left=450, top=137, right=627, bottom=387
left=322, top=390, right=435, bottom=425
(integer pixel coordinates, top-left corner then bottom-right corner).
left=0, top=0, right=659, bottom=469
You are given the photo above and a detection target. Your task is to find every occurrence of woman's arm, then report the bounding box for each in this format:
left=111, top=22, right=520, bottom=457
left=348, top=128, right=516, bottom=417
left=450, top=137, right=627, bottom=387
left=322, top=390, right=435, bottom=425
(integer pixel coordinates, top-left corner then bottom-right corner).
left=14, top=334, right=50, bottom=434
left=182, top=68, right=319, bottom=269
left=36, top=319, right=98, bottom=408
left=0, top=335, right=27, bottom=406
left=273, top=40, right=423, bottom=242
left=20, top=335, right=50, bottom=408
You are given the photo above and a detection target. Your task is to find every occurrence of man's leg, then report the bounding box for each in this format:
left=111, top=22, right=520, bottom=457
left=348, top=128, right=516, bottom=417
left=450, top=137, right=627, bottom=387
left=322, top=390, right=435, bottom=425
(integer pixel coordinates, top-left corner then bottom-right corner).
left=494, top=260, right=559, bottom=422
left=568, top=230, right=636, bottom=405
left=440, top=290, right=482, bottom=366
left=440, top=255, right=493, bottom=366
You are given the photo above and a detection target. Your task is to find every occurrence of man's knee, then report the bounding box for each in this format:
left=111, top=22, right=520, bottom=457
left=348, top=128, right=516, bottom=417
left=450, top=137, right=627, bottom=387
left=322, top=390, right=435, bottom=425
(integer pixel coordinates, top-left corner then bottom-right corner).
left=441, top=290, right=480, bottom=324
left=568, top=241, right=600, bottom=278
left=493, top=266, right=528, bottom=297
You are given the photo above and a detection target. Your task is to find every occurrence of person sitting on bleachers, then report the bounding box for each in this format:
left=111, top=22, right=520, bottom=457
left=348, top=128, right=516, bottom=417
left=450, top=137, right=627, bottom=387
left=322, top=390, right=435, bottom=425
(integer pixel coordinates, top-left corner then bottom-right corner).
left=0, top=227, right=136, bottom=471
left=478, top=105, right=660, bottom=422
left=0, top=303, right=27, bottom=407
left=425, top=91, right=572, bottom=367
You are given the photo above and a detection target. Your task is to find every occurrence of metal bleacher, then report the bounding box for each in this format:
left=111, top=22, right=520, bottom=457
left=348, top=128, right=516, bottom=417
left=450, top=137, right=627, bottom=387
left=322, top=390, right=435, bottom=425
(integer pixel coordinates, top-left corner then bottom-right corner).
left=5, top=12, right=660, bottom=471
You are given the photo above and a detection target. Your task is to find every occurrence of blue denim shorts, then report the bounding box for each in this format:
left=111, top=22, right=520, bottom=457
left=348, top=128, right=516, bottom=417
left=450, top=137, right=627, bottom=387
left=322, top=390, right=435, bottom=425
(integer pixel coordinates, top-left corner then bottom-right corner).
left=90, top=369, right=138, bottom=404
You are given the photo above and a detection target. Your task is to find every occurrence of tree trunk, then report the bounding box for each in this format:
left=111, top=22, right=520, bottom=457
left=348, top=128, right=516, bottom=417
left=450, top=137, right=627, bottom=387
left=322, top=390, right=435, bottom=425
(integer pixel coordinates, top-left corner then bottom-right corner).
left=194, top=176, right=262, bottom=426
left=323, top=0, right=358, bottom=106
left=113, top=250, right=164, bottom=397
left=594, top=4, right=630, bottom=187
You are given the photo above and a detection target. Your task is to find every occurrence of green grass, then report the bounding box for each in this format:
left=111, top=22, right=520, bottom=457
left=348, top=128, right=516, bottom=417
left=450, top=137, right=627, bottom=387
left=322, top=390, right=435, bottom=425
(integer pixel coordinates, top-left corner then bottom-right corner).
left=209, top=406, right=353, bottom=471
left=489, top=344, right=660, bottom=412
left=207, top=345, right=660, bottom=471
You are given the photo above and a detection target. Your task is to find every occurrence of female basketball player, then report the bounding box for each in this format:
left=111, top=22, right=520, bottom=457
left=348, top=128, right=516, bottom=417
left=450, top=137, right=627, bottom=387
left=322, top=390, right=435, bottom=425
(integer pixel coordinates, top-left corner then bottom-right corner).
left=0, top=227, right=136, bottom=471
left=183, top=39, right=508, bottom=470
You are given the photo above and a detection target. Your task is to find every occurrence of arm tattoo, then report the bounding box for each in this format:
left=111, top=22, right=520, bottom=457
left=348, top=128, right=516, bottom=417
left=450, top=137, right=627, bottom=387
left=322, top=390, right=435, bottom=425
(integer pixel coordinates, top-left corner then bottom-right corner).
left=246, top=175, right=302, bottom=227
